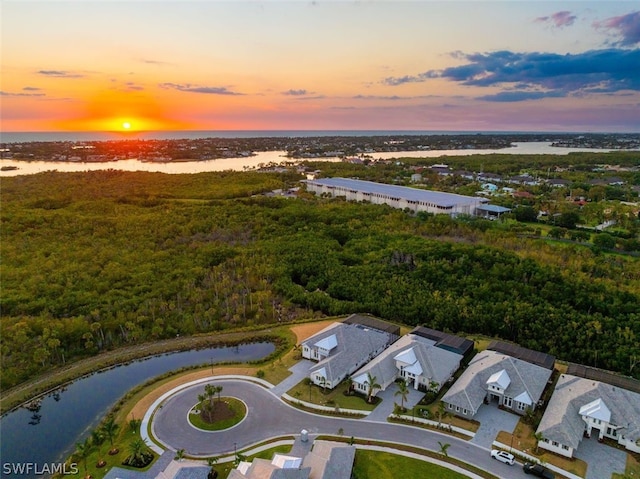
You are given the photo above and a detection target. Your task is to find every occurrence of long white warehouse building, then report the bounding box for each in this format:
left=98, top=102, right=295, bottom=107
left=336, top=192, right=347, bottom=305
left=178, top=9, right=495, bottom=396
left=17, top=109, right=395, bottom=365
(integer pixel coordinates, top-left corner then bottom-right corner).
left=305, top=177, right=488, bottom=216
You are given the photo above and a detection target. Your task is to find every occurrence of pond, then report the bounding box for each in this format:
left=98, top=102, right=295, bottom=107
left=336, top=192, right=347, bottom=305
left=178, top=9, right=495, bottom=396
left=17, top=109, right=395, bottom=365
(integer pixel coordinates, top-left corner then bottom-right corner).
left=0, top=342, right=275, bottom=478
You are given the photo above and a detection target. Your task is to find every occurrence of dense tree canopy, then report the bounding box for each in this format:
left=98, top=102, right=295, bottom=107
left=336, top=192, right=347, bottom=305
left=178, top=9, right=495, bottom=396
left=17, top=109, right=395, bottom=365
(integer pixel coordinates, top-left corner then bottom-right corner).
left=1, top=170, right=639, bottom=389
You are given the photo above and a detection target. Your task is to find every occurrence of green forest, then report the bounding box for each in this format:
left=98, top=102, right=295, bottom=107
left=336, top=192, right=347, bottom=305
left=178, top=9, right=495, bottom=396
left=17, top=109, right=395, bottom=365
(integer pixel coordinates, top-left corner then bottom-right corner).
left=1, top=167, right=639, bottom=390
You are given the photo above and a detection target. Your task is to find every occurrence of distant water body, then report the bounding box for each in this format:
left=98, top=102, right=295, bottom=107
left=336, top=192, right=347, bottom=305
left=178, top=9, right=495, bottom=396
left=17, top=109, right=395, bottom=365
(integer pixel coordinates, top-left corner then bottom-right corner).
left=1, top=129, right=549, bottom=143
left=0, top=141, right=627, bottom=177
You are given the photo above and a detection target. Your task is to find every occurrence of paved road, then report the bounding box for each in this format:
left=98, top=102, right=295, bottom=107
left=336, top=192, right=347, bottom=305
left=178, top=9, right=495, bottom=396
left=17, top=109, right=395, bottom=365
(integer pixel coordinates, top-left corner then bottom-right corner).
left=152, top=379, right=533, bottom=479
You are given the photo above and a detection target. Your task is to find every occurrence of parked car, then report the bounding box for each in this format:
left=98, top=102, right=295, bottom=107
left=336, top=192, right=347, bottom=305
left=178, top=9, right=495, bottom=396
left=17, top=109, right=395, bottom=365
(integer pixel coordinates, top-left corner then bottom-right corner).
left=490, top=449, right=515, bottom=465
left=523, top=462, right=555, bottom=478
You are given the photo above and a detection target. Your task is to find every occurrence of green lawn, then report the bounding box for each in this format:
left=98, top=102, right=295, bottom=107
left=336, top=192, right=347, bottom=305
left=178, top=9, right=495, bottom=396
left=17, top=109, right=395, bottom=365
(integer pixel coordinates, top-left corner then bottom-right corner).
left=287, top=379, right=378, bottom=411
left=352, top=450, right=469, bottom=479
left=188, top=397, right=246, bottom=431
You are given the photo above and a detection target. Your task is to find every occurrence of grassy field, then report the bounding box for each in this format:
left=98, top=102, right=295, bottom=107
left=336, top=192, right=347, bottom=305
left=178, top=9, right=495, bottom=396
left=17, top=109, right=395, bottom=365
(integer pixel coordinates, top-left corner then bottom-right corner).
left=352, top=449, right=475, bottom=479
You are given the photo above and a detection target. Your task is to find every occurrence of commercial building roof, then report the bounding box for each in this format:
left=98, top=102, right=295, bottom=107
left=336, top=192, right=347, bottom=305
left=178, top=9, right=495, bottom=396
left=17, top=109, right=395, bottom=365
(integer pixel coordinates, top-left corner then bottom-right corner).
left=305, top=177, right=486, bottom=208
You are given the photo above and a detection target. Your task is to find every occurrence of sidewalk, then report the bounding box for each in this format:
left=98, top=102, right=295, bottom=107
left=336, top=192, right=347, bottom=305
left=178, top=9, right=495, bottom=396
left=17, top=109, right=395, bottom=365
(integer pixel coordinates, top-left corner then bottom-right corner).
left=270, top=359, right=314, bottom=396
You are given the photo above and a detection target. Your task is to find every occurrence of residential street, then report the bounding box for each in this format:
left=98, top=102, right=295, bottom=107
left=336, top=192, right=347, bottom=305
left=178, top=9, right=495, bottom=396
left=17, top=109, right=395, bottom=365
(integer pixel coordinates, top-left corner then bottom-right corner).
left=152, top=379, right=534, bottom=479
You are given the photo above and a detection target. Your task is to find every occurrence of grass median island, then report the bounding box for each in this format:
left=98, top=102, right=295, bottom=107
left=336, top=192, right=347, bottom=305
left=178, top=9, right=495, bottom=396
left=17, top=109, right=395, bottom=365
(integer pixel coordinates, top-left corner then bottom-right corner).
left=189, top=397, right=246, bottom=431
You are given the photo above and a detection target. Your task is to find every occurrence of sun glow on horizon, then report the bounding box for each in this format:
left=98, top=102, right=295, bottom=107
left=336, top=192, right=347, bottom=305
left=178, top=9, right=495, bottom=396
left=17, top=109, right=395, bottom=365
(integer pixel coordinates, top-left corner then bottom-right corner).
left=122, top=121, right=131, bottom=130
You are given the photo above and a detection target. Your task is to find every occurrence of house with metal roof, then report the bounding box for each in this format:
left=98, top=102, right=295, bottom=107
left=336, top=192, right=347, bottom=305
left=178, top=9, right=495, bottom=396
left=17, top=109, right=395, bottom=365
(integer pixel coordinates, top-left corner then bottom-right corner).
left=301, top=322, right=393, bottom=390
left=304, top=177, right=488, bottom=216
left=350, top=333, right=463, bottom=398
left=228, top=440, right=355, bottom=479
left=441, top=350, right=553, bottom=419
left=536, top=374, right=640, bottom=458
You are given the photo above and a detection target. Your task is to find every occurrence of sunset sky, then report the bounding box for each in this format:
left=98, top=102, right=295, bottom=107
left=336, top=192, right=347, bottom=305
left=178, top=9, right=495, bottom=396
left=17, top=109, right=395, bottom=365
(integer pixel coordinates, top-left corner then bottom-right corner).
left=1, top=1, right=639, bottom=132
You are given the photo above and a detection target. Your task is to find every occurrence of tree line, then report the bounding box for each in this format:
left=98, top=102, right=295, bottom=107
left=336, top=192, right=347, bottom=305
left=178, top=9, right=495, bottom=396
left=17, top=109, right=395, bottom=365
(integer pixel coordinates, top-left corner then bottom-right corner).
left=1, top=170, right=638, bottom=390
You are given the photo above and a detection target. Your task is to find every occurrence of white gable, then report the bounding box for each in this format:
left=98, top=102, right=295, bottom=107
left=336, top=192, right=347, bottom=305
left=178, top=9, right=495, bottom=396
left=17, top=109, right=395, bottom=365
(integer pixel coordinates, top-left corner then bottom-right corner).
left=394, top=347, right=417, bottom=365
left=486, top=369, right=511, bottom=390
left=579, top=398, right=611, bottom=423
left=315, top=367, right=327, bottom=379
left=405, top=361, right=423, bottom=376
left=237, top=462, right=251, bottom=474
left=315, top=334, right=338, bottom=351
left=353, top=373, right=368, bottom=384
left=514, top=391, right=533, bottom=405
left=272, top=454, right=302, bottom=469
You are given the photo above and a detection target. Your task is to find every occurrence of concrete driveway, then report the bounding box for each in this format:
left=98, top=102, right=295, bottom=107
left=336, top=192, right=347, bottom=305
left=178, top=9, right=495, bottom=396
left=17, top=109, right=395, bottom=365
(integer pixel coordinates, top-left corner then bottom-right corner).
left=470, top=403, right=520, bottom=449
left=574, top=434, right=627, bottom=479
left=367, top=383, right=424, bottom=422
left=151, top=379, right=534, bottom=479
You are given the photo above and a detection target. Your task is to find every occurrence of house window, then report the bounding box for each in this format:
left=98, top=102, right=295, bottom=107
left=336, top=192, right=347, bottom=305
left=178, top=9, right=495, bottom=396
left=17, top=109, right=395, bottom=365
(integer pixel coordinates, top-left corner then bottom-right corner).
left=517, top=402, right=526, bottom=411
left=504, top=397, right=513, bottom=408
left=455, top=406, right=460, bottom=412
left=463, top=409, right=467, bottom=415
left=552, top=441, right=559, bottom=447
left=448, top=404, right=453, bottom=410
left=562, top=445, right=569, bottom=450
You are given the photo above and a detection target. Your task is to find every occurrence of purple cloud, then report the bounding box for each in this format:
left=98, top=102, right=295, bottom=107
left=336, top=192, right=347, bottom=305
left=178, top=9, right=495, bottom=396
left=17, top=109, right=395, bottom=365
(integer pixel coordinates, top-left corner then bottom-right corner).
left=37, top=70, right=83, bottom=78
left=384, top=49, right=640, bottom=101
left=382, top=71, right=439, bottom=86
left=23, top=86, right=42, bottom=91
left=535, top=11, right=577, bottom=28
left=282, top=89, right=309, bottom=96
left=594, top=11, right=640, bottom=46
left=159, top=83, right=243, bottom=95
left=1, top=90, right=45, bottom=97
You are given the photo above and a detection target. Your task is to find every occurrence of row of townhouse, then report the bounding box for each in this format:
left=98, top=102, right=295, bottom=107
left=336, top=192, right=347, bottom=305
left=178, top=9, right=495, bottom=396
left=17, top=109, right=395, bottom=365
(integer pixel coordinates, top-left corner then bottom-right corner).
left=301, top=315, right=640, bottom=459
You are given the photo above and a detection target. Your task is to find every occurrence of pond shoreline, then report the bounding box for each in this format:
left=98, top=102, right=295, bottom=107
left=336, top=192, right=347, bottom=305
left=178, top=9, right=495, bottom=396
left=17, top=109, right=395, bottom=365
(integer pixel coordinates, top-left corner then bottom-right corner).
left=1, top=325, right=293, bottom=416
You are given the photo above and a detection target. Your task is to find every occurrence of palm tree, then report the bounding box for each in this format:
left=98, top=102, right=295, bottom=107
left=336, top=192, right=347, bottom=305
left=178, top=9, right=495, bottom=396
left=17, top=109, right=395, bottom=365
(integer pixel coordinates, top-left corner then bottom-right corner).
left=438, top=441, right=451, bottom=457
left=74, top=438, right=94, bottom=478
left=364, top=372, right=381, bottom=403
left=125, top=438, right=152, bottom=467
left=215, top=385, right=223, bottom=403
left=205, top=384, right=217, bottom=413
left=101, top=417, right=120, bottom=454
left=207, top=457, right=219, bottom=479
left=175, top=449, right=185, bottom=461
left=344, top=376, right=354, bottom=395
left=128, top=417, right=141, bottom=434
left=533, top=431, right=544, bottom=454
left=394, top=379, right=409, bottom=412
left=437, top=401, right=449, bottom=426
left=318, top=375, right=327, bottom=393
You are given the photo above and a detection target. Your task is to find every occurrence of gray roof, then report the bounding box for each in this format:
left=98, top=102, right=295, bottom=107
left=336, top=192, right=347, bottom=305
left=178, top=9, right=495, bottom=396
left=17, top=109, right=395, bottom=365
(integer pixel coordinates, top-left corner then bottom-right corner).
left=352, top=334, right=462, bottom=390
left=305, top=178, right=485, bottom=208
left=537, top=374, right=640, bottom=450
left=302, top=440, right=355, bottom=479
left=442, top=350, right=552, bottom=415
left=228, top=459, right=310, bottom=479
left=305, top=323, right=391, bottom=384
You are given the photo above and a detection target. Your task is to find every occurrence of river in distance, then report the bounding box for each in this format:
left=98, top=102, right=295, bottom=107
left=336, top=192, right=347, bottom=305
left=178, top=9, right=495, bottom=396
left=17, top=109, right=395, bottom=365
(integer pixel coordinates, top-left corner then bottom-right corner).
left=0, top=342, right=274, bottom=479
left=0, top=142, right=625, bottom=177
